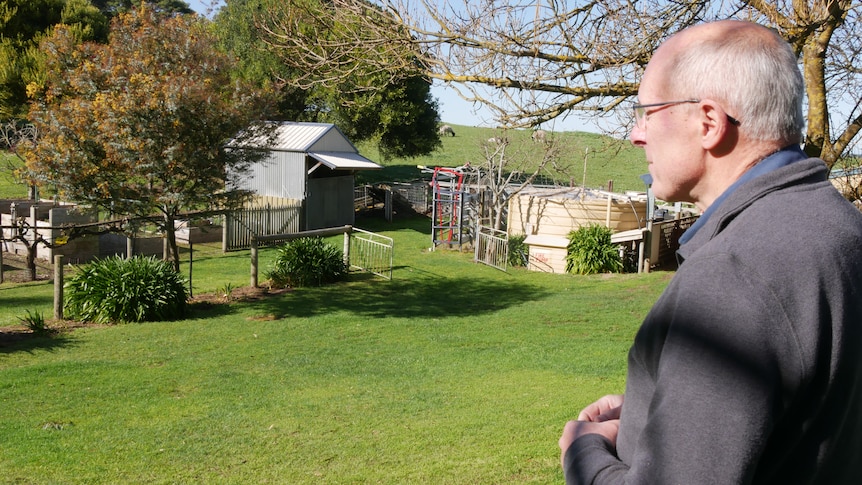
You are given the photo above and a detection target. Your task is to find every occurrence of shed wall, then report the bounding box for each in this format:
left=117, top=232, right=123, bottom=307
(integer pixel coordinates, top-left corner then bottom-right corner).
left=309, top=131, right=357, bottom=152
left=244, top=151, right=306, bottom=199
left=508, top=193, right=645, bottom=237
left=306, top=175, right=355, bottom=230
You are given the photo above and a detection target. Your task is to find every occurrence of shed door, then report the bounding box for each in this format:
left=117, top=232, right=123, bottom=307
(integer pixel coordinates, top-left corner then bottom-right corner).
left=305, top=175, right=355, bottom=230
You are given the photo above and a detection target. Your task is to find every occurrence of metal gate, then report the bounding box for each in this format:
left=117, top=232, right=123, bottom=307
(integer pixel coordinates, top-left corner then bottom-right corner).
left=350, top=228, right=393, bottom=280
left=474, top=225, right=508, bottom=272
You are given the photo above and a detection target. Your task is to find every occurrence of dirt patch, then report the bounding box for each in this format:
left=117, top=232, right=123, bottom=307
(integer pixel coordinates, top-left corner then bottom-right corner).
left=189, top=285, right=292, bottom=305
left=0, top=318, right=105, bottom=349
left=1, top=274, right=291, bottom=348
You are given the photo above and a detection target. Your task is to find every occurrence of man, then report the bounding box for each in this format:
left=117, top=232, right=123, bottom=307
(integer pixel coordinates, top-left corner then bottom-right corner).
left=559, top=20, right=862, bottom=484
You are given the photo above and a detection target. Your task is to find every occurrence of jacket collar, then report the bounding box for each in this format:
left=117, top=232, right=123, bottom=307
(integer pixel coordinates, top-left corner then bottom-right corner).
left=676, top=149, right=826, bottom=264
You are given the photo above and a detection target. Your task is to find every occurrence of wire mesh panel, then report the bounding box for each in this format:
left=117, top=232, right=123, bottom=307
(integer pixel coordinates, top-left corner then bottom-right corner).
left=474, top=225, right=508, bottom=272
left=350, top=228, right=393, bottom=280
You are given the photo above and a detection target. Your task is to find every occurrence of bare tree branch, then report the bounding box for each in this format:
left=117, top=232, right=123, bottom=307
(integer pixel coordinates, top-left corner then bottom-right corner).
left=259, top=0, right=862, bottom=163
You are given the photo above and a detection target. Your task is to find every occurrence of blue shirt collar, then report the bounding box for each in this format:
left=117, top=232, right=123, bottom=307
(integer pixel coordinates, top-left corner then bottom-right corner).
left=678, top=145, right=807, bottom=245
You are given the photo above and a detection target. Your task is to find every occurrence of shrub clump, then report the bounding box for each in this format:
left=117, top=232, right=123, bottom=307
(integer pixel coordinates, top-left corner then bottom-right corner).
left=65, top=255, right=189, bottom=324
left=565, top=224, right=623, bottom=275
left=508, top=234, right=528, bottom=267
left=266, top=237, right=348, bottom=288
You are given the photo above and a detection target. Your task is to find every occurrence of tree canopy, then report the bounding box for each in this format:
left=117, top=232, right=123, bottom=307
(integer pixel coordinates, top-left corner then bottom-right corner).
left=90, top=0, right=193, bottom=18
left=24, top=4, right=273, bottom=268
left=264, top=0, right=861, bottom=166
left=215, top=0, right=441, bottom=160
left=0, top=0, right=108, bottom=120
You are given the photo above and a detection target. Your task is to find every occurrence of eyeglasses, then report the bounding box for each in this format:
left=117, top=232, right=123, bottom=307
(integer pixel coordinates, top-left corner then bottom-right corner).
left=633, top=99, right=741, bottom=128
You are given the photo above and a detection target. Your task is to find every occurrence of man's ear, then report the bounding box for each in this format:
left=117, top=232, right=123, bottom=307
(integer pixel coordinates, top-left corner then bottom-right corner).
left=699, top=99, right=737, bottom=152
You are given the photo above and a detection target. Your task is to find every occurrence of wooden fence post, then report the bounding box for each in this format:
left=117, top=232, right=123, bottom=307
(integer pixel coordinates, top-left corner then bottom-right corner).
left=250, top=237, right=258, bottom=288
left=343, top=230, right=350, bottom=267
left=54, top=254, right=64, bottom=320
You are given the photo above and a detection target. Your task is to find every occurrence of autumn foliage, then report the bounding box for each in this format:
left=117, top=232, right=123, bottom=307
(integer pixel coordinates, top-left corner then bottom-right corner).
left=24, top=4, right=272, bottom=268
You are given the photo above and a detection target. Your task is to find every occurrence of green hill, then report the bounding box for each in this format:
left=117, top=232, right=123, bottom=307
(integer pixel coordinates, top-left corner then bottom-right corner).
left=0, top=125, right=650, bottom=199
left=355, top=124, right=649, bottom=193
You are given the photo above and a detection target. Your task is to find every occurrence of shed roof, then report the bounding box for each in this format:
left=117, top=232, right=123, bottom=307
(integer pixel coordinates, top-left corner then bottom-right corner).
left=268, top=122, right=353, bottom=152
left=234, top=121, right=381, bottom=170
left=309, top=151, right=382, bottom=171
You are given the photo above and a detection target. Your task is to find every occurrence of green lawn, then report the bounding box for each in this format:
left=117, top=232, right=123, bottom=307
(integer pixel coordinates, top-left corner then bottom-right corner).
left=0, top=214, right=671, bottom=484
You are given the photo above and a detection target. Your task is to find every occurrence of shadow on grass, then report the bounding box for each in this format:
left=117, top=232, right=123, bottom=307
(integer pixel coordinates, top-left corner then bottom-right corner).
left=249, top=272, right=547, bottom=320
left=0, top=330, right=74, bottom=354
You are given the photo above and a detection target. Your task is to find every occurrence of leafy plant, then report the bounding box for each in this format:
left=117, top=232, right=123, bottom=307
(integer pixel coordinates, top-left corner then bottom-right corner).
left=19, top=309, right=51, bottom=335
left=64, top=255, right=189, bottom=324
left=507, top=234, right=528, bottom=267
left=266, top=237, right=347, bottom=288
left=565, top=224, right=623, bottom=275
left=218, top=282, right=236, bottom=302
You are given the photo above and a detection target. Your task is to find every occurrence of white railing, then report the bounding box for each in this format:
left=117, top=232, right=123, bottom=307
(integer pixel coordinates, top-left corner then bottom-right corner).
left=474, top=225, right=508, bottom=272
left=350, top=228, right=394, bottom=280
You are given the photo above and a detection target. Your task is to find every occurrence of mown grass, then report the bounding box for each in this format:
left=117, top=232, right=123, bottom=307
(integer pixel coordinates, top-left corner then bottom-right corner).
left=0, top=214, right=672, bottom=484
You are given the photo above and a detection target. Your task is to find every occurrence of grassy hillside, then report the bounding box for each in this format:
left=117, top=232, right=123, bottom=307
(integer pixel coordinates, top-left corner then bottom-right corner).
left=0, top=152, right=27, bottom=199
left=0, top=125, right=649, bottom=199
left=355, top=124, right=648, bottom=193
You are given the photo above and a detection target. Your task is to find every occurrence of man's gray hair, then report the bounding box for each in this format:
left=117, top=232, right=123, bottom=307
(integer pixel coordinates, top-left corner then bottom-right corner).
left=667, top=24, right=805, bottom=144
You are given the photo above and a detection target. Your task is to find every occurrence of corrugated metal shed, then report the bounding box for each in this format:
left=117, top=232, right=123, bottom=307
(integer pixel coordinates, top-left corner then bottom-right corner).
left=230, top=121, right=381, bottom=231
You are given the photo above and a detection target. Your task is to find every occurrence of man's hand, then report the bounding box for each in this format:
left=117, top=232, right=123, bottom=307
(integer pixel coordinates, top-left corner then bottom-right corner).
left=577, top=394, right=624, bottom=422
left=559, top=394, right=624, bottom=468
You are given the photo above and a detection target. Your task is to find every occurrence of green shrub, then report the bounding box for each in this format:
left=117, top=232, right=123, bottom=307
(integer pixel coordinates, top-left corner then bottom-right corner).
left=64, top=255, right=188, bottom=324
left=565, top=224, right=623, bottom=275
left=507, top=234, right=528, bottom=267
left=266, top=237, right=348, bottom=288
left=19, top=309, right=52, bottom=335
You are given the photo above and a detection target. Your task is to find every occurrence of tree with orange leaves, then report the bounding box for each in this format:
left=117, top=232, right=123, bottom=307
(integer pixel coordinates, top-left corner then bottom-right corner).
left=24, top=4, right=273, bottom=270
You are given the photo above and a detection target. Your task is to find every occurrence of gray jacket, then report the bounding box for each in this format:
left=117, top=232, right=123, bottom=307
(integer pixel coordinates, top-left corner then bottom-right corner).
left=564, top=157, right=862, bottom=484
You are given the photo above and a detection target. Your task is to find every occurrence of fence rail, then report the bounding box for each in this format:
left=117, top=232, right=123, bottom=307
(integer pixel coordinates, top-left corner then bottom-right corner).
left=474, top=225, right=508, bottom=272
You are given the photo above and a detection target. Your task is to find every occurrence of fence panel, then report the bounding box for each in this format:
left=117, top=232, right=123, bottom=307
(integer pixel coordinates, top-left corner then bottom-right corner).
left=474, top=225, right=508, bottom=272
left=224, top=203, right=301, bottom=251
left=350, top=228, right=393, bottom=280
left=653, top=215, right=698, bottom=269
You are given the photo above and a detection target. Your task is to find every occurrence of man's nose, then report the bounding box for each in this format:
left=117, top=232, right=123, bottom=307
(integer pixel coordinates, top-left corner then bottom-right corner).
left=629, top=124, right=646, bottom=147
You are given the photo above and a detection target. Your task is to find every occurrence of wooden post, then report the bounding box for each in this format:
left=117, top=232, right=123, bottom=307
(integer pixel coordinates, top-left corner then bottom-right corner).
left=0, top=243, right=4, bottom=284
left=343, top=230, right=350, bottom=267
left=385, top=189, right=393, bottom=222
left=250, top=237, right=258, bottom=288
left=605, top=193, right=612, bottom=228
left=187, top=241, right=193, bottom=298
left=54, top=254, right=64, bottom=320
left=637, top=239, right=645, bottom=274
